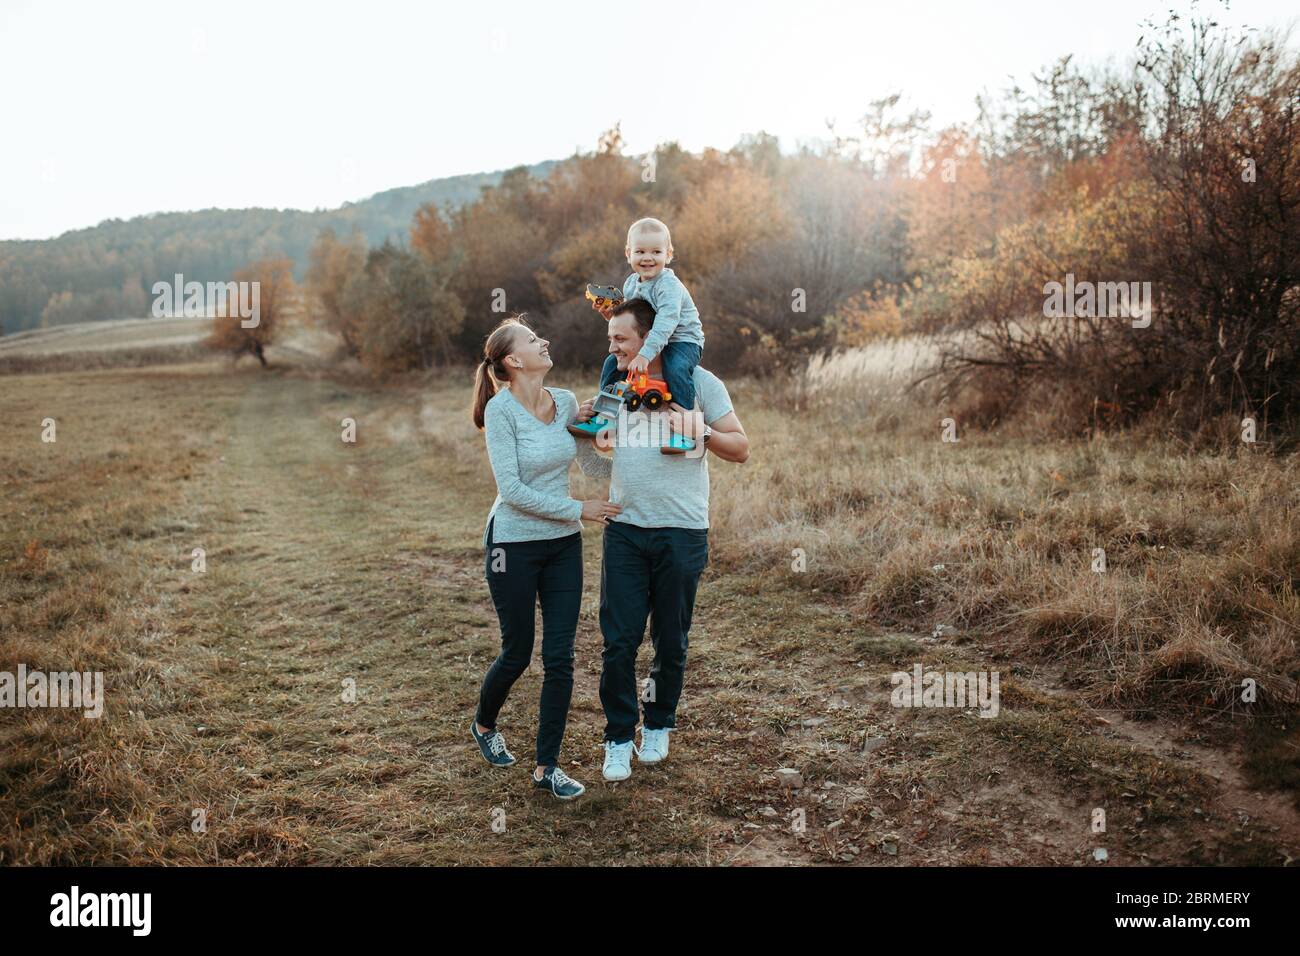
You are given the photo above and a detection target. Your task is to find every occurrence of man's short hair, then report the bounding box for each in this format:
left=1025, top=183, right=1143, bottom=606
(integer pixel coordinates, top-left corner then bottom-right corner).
left=611, top=297, right=655, bottom=339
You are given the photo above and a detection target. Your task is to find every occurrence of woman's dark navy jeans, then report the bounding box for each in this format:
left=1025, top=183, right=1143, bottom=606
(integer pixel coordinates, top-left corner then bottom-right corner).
left=475, top=519, right=583, bottom=768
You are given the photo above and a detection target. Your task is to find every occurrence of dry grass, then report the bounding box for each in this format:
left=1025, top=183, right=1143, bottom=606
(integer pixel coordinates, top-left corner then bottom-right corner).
left=716, top=344, right=1300, bottom=722
left=0, top=342, right=209, bottom=375
left=1, top=346, right=1296, bottom=866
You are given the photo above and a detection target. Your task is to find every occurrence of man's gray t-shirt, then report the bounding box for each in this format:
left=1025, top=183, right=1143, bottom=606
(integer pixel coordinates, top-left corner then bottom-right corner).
left=608, top=367, right=733, bottom=529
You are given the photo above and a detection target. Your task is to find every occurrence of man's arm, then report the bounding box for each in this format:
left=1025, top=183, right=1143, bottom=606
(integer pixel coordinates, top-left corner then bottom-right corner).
left=668, top=407, right=749, bottom=463
left=702, top=410, right=749, bottom=463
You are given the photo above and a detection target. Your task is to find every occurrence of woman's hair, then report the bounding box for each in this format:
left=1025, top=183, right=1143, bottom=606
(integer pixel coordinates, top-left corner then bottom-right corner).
left=471, top=316, right=529, bottom=430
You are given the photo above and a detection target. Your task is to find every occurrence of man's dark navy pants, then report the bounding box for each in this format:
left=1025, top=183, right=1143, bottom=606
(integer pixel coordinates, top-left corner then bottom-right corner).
left=599, top=521, right=709, bottom=744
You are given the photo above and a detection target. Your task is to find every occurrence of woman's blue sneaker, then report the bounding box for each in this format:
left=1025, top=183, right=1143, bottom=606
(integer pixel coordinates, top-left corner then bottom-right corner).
left=471, top=721, right=516, bottom=767
left=533, top=766, right=585, bottom=800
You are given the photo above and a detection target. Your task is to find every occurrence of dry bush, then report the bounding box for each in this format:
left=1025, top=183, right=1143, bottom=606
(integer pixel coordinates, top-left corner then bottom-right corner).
left=919, top=20, right=1300, bottom=436
left=708, top=340, right=1300, bottom=720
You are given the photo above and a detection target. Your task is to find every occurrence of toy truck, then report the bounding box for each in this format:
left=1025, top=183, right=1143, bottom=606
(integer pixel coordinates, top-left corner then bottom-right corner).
left=591, top=369, right=672, bottom=420
left=585, top=283, right=624, bottom=313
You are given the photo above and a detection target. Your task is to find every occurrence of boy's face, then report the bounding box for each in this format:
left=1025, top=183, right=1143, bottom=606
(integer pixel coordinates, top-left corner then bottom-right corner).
left=626, top=230, right=671, bottom=280
left=607, top=313, right=646, bottom=371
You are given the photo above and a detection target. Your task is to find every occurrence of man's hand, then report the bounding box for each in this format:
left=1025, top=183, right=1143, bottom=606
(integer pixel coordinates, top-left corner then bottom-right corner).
left=667, top=407, right=705, bottom=441
left=627, top=354, right=650, bottom=376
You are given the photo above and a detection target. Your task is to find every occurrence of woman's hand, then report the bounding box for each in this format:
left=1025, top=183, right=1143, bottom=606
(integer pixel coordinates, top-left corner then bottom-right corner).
left=581, top=499, right=622, bottom=524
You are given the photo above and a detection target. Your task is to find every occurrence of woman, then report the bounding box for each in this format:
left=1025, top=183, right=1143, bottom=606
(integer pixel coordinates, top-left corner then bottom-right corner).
left=469, top=316, right=619, bottom=800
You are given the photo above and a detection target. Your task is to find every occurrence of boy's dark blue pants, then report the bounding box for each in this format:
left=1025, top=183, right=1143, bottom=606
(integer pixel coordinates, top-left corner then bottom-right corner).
left=599, top=521, right=710, bottom=744
left=477, top=519, right=583, bottom=768
left=599, top=341, right=702, bottom=410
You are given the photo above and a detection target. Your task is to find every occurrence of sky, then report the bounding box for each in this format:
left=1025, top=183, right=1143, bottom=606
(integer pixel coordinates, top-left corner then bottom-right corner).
left=1, top=0, right=1295, bottom=241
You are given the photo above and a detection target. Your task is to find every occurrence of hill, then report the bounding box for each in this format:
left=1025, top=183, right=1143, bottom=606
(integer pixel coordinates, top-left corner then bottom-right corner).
left=0, top=160, right=557, bottom=335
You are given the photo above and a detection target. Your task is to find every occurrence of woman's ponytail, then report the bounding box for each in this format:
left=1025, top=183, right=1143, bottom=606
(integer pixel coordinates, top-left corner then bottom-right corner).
left=470, top=316, right=530, bottom=430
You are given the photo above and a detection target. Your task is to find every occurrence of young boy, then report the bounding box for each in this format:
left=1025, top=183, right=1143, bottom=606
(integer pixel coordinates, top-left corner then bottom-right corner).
left=569, top=217, right=705, bottom=452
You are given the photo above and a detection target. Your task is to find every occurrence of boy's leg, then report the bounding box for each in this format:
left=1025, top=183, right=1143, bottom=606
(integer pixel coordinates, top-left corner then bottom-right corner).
left=599, top=354, right=622, bottom=394
left=534, top=533, right=583, bottom=768
left=598, top=522, right=653, bottom=744
left=659, top=342, right=702, bottom=411
left=642, top=528, right=709, bottom=731
left=658, top=342, right=703, bottom=453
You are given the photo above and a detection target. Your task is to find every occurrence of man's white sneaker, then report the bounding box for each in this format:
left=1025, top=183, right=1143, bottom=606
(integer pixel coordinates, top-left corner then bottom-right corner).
left=602, top=740, right=634, bottom=781
left=638, top=727, right=671, bottom=763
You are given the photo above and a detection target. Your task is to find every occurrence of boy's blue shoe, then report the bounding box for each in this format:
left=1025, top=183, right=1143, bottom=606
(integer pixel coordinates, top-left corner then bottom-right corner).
left=660, top=432, right=696, bottom=455
left=533, top=765, right=585, bottom=800
left=471, top=720, right=516, bottom=768
left=567, top=415, right=612, bottom=439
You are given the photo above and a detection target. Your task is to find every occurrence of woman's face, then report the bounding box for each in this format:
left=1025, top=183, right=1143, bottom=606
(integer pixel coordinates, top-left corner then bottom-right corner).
left=505, top=326, right=552, bottom=374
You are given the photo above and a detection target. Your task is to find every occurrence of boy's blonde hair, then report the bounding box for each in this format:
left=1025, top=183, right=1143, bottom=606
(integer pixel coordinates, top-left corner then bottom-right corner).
left=626, top=217, right=672, bottom=252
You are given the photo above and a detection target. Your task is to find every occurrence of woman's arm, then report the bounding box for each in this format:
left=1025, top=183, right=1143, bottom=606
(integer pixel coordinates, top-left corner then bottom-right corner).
left=484, top=400, right=583, bottom=522
left=574, top=437, right=613, bottom=479
left=565, top=391, right=613, bottom=479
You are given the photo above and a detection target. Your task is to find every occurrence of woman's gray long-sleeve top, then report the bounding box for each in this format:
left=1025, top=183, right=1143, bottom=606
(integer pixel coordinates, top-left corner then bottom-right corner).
left=482, top=386, right=612, bottom=546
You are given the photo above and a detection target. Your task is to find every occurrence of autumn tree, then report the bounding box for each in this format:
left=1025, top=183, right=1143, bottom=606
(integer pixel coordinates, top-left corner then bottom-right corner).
left=206, top=256, right=295, bottom=367
left=305, top=228, right=367, bottom=356
left=410, top=204, right=455, bottom=266
left=1130, top=15, right=1300, bottom=429
left=344, top=242, right=464, bottom=374
left=444, top=168, right=550, bottom=356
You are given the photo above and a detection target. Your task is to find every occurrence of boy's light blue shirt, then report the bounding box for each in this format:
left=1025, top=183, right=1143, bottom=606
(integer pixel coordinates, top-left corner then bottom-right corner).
left=622, top=267, right=705, bottom=362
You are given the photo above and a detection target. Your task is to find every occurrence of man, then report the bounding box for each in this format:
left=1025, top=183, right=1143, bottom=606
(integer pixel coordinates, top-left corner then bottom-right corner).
left=576, top=298, right=750, bottom=781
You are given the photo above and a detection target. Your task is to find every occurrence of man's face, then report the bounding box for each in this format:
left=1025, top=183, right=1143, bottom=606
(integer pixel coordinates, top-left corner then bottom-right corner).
left=626, top=230, right=671, bottom=280
left=607, top=313, right=646, bottom=371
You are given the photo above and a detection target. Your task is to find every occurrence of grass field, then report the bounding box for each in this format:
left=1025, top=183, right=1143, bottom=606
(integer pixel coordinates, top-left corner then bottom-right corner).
left=1, top=333, right=1297, bottom=865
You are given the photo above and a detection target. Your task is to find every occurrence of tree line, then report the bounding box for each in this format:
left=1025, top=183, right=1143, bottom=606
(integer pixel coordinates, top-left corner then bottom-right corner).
left=0, top=165, right=553, bottom=334
left=281, top=12, right=1296, bottom=432
left=23, top=9, right=1300, bottom=433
